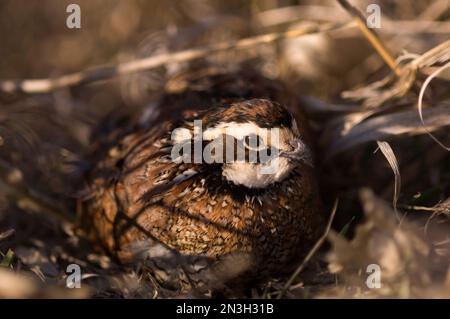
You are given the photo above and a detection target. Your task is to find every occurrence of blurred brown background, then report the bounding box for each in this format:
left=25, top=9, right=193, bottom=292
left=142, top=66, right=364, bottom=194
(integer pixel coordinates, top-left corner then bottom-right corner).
left=0, top=0, right=449, bottom=298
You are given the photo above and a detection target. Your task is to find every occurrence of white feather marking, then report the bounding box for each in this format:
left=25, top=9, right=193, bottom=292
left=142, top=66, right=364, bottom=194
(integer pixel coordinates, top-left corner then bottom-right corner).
left=173, top=169, right=198, bottom=184
left=203, top=121, right=288, bottom=150
left=222, top=157, right=292, bottom=188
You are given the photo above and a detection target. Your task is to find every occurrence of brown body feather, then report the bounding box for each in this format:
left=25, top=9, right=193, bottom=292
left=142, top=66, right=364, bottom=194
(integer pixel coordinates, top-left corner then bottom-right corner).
left=77, top=67, right=323, bottom=291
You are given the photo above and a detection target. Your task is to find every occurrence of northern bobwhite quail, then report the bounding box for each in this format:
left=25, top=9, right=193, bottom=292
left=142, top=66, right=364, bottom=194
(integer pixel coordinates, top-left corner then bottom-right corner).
left=77, top=67, right=324, bottom=291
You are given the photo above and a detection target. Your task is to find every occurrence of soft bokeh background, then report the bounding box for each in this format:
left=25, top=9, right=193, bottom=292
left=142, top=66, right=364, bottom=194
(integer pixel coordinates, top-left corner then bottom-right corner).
left=0, top=0, right=449, bottom=298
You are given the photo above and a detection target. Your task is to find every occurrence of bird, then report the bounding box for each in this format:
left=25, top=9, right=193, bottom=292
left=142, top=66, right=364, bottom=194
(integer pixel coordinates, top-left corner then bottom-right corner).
left=76, top=67, right=324, bottom=293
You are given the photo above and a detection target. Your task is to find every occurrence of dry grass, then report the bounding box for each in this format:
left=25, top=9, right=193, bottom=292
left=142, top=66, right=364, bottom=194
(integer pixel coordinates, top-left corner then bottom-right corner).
left=0, top=0, right=449, bottom=298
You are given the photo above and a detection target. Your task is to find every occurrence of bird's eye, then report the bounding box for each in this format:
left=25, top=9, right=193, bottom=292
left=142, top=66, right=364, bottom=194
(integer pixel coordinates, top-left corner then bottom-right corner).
left=243, top=134, right=265, bottom=151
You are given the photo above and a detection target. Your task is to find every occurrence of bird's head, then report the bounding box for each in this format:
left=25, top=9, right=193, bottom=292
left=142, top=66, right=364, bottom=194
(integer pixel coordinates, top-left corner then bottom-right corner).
left=170, top=99, right=313, bottom=188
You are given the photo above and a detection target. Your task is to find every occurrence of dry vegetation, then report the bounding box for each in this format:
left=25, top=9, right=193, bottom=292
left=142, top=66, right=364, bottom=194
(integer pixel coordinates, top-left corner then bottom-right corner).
left=0, top=0, right=449, bottom=298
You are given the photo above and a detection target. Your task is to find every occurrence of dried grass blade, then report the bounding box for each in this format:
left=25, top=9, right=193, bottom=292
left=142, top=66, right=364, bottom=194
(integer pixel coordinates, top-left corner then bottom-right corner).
left=327, top=103, right=450, bottom=156
left=417, top=62, right=450, bottom=151
left=376, top=141, right=401, bottom=220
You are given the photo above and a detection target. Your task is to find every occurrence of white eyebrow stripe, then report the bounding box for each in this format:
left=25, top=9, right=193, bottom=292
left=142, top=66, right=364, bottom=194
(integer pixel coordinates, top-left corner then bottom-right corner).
left=203, top=122, right=262, bottom=140
left=203, top=121, right=287, bottom=148
left=202, top=121, right=293, bottom=151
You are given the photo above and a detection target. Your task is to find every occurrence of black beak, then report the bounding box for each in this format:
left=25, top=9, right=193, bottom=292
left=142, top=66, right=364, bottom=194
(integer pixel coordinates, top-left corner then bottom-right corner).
left=279, top=139, right=314, bottom=167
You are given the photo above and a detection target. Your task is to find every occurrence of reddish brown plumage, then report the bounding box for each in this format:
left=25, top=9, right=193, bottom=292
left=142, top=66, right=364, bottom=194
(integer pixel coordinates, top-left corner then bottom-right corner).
left=77, top=67, right=324, bottom=291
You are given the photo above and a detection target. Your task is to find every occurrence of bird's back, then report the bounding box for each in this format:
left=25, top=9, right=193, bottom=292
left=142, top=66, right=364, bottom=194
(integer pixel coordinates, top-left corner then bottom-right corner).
left=77, top=67, right=323, bottom=291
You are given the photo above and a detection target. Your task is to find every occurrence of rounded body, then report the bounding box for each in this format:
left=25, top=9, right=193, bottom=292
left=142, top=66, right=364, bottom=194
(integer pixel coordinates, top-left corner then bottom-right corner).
left=78, top=68, right=323, bottom=288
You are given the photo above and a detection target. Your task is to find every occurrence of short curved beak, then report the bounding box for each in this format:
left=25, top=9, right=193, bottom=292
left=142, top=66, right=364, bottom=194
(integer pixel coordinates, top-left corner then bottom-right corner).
left=279, top=139, right=314, bottom=167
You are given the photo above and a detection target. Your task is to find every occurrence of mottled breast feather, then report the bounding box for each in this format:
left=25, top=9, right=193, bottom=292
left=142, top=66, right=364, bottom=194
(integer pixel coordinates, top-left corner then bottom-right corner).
left=77, top=67, right=323, bottom=290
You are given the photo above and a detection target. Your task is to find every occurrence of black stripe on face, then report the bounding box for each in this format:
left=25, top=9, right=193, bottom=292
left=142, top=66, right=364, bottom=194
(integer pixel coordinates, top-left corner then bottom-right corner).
left=173, top=135, right=277, bottom=165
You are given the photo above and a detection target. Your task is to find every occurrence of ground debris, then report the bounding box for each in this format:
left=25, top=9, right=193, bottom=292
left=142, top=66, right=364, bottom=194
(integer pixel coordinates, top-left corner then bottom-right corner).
left=324, top=188, right=450, bottom=298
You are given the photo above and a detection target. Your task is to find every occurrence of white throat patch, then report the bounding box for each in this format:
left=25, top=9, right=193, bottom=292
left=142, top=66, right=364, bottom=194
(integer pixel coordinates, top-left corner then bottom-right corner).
left=203, top=121, right=298, bottom=188
left=222, top=157, right=293, bottom=188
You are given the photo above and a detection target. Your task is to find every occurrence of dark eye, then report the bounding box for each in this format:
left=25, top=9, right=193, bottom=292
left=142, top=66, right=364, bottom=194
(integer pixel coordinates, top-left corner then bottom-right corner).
left=244, top=134, right=265, bottom=151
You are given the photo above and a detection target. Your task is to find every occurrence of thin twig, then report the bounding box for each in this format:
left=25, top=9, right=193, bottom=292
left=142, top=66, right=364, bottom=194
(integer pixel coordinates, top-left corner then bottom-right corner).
left=257, top=4, right=450, bottom=34
left=337, top=0, right=401, bottom=76
left=346, top=0, right=449, bottom=81
left=398, top=204, right=444, bottom=212
left=0, top=22, right=346, bottom=94
left=277, top=199, right=338, bottom=299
